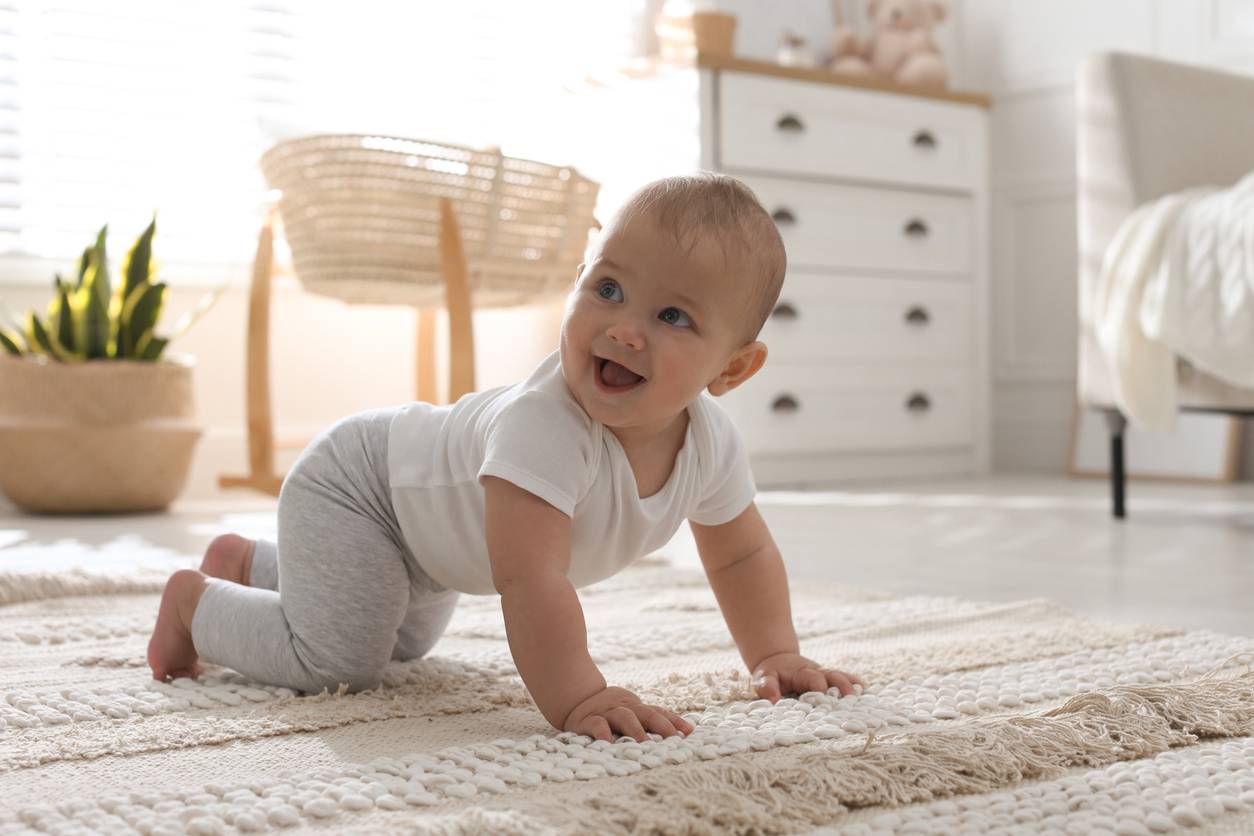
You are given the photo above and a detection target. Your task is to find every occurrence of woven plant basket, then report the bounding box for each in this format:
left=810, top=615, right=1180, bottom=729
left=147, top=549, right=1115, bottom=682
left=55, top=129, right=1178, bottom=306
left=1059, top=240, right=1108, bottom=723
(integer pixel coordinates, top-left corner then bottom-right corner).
left=0, top=355, right=202, bottom=513
left=261, top=135, right=601, bottom=309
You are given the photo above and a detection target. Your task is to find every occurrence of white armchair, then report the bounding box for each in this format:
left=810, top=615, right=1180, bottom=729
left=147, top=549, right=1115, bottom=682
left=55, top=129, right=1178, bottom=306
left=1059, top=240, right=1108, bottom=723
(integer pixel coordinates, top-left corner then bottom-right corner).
left=1076, top=52, right=1254, bottom=517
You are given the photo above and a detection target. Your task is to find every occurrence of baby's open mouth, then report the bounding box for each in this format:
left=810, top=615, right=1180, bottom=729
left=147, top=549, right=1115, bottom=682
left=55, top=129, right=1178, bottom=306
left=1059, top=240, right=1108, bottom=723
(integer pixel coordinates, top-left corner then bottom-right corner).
left=596, top=356, right=645, bottom=391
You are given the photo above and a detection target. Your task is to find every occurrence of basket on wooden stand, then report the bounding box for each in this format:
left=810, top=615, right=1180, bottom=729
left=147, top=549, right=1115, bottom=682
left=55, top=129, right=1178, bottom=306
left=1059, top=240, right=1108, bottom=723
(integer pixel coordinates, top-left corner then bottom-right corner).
left=218, top=135, right=600, bottom=496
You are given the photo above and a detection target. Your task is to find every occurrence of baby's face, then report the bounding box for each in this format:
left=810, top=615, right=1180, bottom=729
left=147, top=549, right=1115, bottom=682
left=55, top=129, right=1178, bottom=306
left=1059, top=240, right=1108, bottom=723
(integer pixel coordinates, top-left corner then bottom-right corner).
left=559, top=212, right=756, bottom=438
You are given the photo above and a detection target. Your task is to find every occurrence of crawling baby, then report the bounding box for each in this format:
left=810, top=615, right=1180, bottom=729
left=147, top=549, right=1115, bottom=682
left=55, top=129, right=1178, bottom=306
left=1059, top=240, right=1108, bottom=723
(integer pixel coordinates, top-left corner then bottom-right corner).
left=148, top=172, right=862, bottom=741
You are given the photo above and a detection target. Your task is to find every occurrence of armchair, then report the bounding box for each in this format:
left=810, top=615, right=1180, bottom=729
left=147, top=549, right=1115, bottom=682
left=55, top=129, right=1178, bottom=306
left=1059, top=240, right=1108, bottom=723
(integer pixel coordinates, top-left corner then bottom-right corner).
left=1076, top=52, right=1254, bottom=517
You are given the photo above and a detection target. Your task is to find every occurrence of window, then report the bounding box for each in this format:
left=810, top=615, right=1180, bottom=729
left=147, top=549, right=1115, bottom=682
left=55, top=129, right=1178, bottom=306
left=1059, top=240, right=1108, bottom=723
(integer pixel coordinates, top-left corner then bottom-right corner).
left=3, top=1, right=678, bottom=270
left=6, top=1, right=294, bottom=265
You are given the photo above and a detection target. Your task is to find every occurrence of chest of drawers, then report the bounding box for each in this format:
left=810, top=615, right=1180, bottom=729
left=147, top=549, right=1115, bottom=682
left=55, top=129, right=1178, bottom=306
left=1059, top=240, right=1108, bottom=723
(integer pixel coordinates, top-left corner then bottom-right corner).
left=694, top=57, right=991, bottom=485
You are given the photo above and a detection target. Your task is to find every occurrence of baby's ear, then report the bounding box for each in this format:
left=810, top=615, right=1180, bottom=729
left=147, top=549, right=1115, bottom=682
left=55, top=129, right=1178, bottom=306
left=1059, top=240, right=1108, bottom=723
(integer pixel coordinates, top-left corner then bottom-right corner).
left=708, top=341, right=767, bottom=396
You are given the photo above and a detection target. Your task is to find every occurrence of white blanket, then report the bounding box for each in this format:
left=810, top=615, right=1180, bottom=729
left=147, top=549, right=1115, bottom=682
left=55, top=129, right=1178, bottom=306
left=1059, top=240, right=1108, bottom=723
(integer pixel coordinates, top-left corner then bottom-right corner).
left=1096, top=170, right=1254, bottom=429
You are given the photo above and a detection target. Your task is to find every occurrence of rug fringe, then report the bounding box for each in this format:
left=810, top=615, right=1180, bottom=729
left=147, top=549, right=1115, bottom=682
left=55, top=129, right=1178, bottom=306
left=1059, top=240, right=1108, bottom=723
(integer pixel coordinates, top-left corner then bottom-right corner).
left=0, top=569, right=168, bottom=606
left=474, top=670, right=1254, bottom=836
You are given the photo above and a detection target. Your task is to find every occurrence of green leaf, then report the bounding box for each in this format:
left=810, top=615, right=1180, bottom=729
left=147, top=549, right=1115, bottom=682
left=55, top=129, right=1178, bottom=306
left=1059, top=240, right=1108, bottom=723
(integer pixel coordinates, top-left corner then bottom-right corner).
left=0, top=326, right=22, bottom=356
left=77, top=282, right=110, bottom=359
left=90, top=224, right=110, bottom=304
left=75, top=246, right=92, bottom=289
left=115, top=215, right=156, bottom=358
left=119, top=215, right=155, bottom=304
left=135, top=334, right=168, bottom=361
left=122, top=281, right=165, bottom=359
left=46, top=281, right=78, bottom=356
left=24, top=311, right=64, bottom=360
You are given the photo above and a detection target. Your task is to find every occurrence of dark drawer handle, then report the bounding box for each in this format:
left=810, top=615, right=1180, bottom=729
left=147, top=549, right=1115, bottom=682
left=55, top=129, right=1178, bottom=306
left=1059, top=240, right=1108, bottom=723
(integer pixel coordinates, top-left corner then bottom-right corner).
left=904, top=306, right=930, bottom=325
left=771, top=207, right=796, bottom=226
left=771, top=301, right=798, bottom=320
left=776, top=113, right=805, bottom=133
left=771, top=394, right=800, bottom=413
left=904, top=218, right=929, bottom=237
left=912, top=129, right=937, bottom=149
left=905, top=392, right=931, bottom=412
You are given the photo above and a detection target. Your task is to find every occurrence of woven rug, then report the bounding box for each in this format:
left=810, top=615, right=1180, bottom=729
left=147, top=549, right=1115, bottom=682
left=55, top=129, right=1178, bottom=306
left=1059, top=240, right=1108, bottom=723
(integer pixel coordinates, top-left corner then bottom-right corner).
left=2, top=543, right=1254, bottom=835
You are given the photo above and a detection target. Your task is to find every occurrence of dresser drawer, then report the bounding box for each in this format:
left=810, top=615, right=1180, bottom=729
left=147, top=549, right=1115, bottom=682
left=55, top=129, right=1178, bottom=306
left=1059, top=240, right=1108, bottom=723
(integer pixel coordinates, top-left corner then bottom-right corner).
left=763, top=273, right=972, bottom=364
left=718, top=72, right=983, bottom=191
left=743, top=175, right=972, bottom=275
left=722, top=365, right=973, bottom=454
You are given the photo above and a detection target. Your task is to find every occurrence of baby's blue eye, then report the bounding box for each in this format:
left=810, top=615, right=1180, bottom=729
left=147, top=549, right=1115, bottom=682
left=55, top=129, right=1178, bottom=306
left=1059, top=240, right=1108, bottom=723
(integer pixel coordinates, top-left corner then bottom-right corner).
left=596, top=280, right=623, bottom=302
left=659, top=307, right=692, bottom=328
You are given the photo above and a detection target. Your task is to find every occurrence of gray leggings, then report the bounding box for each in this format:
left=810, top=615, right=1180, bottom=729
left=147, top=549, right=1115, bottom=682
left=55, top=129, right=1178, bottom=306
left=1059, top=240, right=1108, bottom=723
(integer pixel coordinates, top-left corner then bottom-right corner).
left=190, top=407, right=460, bottom=694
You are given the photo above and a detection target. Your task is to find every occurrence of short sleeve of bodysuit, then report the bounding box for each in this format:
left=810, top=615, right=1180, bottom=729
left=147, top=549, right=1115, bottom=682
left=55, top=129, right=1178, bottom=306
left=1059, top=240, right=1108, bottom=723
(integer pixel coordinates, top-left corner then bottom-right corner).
left=477, top=390, right=597, bottom=517
left=687, top=401, right=757, bottom=527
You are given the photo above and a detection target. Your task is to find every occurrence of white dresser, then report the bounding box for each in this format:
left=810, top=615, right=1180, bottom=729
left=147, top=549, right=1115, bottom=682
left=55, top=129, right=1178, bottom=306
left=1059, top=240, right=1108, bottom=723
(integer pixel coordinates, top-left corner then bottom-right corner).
left=693, top=56, right=991, bottom=486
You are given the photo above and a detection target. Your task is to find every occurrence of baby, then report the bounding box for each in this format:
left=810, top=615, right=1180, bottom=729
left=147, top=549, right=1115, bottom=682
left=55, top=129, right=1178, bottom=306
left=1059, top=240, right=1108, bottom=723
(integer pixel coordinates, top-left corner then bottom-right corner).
left=148, top=172, right=862, bottom=742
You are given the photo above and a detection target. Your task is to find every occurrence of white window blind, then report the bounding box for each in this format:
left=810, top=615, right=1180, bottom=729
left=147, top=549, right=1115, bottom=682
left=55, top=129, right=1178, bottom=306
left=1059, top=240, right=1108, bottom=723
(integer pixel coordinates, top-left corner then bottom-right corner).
left=8, top=1, right=295, bottom=264
left=3, top=1, right=682, bottom=268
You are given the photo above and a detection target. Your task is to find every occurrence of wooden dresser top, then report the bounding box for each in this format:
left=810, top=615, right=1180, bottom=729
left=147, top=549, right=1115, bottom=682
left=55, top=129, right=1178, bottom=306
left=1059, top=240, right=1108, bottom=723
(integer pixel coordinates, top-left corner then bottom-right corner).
left=696, top=52, right=991, bottom=109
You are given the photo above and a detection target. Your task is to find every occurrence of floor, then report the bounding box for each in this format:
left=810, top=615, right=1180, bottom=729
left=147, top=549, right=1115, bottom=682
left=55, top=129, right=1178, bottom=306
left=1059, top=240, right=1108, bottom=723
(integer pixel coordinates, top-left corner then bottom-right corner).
left=2, top=474, right=1252, bottom=637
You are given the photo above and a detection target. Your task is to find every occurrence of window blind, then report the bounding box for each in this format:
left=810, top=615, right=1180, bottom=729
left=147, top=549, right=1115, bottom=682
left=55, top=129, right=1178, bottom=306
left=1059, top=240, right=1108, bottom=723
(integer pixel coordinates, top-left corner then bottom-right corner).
left=10, top=1, right=295, bottom=263
left=6, top=1, right=658, bottom=267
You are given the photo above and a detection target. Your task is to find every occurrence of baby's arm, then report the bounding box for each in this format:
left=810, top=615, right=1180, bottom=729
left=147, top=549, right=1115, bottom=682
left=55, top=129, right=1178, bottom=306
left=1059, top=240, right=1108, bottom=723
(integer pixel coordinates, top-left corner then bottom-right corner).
left=689, top=502, right=861, bottom=700
left=483, top=476, right=692, bottom=740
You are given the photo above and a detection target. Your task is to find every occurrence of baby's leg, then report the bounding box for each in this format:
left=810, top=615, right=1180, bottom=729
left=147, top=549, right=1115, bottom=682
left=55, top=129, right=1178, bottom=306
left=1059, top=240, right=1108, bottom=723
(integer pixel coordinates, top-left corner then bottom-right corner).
left=189, top=486, right=415, bottom=693
left=392, top=585, right=459, bottom=661
left=198, top=534, right=258, bottom=587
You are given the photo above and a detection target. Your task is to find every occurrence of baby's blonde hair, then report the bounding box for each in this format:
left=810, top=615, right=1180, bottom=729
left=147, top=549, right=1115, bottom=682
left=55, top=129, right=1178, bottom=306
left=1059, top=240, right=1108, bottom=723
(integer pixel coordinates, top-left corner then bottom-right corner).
left=609, top=173, right=787, bottom=344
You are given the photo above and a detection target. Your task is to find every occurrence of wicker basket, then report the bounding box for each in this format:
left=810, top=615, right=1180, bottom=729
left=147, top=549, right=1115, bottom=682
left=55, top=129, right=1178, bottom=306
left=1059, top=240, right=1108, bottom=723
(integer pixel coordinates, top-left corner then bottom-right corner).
left=0, top=355, right=202, bottom=513
left=261, top=135, right=601, bottom=309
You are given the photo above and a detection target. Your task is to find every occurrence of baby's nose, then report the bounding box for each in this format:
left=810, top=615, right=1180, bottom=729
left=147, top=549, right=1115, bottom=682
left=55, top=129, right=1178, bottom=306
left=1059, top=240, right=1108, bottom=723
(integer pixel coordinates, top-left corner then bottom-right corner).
left=606, top=320, right=644, bottom=349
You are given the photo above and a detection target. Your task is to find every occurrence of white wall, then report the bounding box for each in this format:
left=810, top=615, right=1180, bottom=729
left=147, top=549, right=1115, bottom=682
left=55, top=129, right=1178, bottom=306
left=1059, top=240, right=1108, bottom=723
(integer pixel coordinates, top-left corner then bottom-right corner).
left=958, top=0, right=1254, bottom=472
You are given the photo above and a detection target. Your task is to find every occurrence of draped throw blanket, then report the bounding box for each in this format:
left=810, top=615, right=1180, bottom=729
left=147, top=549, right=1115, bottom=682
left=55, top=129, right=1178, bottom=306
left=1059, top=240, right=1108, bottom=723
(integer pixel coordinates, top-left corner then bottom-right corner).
left=1096, top=170, right=1254, bottom=428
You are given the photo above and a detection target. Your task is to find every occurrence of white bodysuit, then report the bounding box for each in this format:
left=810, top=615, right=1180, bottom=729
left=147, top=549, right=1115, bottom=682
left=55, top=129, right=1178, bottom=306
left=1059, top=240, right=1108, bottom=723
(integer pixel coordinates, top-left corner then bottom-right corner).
left=386, top=350, right=757, bottom=594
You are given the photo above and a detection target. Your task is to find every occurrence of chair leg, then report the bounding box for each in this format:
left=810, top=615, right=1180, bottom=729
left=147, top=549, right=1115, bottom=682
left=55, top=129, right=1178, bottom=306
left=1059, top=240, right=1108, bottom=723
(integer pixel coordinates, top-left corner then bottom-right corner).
left=1104, top=409, right=1128, bottom=519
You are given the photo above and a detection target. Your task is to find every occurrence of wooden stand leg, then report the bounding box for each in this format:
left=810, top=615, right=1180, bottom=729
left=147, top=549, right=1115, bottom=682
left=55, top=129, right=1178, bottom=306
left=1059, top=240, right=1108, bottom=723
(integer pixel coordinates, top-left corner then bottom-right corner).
left=416, top=308, right=438, bottom=403
left=440, top=198, right=475, bottom=401
left=218, top=212, right=285, bottom=497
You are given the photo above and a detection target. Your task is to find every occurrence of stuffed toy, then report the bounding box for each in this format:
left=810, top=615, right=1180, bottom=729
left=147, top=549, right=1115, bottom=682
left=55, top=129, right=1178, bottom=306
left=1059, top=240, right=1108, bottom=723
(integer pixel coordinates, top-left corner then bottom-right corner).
left=830, top=0, right=949, bottom=87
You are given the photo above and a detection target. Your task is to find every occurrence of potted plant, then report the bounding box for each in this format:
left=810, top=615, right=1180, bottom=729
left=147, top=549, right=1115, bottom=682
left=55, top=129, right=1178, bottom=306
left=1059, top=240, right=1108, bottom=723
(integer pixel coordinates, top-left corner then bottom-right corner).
left=0, top=217, right=221, bottom=513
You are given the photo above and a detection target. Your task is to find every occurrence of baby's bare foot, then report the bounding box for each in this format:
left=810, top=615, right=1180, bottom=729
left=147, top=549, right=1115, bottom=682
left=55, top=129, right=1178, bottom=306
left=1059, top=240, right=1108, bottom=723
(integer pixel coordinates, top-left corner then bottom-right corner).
left=198, top=533, right=255, bottom=585
left=147, top=569, right=207, bottom=682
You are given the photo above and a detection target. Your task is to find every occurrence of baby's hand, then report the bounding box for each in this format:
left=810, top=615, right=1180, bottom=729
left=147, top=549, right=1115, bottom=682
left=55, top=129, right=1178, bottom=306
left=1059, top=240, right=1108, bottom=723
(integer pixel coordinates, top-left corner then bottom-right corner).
left=563, top=686, right=694, bottom=742
left=752, top=652, right=861, bottom=702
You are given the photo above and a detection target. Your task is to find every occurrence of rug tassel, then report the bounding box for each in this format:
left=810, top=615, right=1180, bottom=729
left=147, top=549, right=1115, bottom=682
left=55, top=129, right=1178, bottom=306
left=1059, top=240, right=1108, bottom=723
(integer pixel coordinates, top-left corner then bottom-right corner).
left=475, top=669, right=1254, bottom=836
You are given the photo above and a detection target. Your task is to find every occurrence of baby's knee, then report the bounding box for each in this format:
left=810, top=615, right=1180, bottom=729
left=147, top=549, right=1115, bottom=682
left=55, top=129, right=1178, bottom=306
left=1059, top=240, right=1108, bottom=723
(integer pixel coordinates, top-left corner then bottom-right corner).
left=200, top=534, right=252, bottom=580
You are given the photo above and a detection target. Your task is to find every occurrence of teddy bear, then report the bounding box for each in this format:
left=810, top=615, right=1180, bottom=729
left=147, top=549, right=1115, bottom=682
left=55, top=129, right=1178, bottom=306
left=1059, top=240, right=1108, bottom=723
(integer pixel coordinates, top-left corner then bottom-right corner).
left=830, top=0, right=949, bottom=88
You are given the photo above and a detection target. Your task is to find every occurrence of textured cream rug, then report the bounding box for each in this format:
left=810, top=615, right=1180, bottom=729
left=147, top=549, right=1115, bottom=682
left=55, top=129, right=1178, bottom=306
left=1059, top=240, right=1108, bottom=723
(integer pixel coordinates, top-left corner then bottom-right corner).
left=2, top=548, right=1254, bottom=835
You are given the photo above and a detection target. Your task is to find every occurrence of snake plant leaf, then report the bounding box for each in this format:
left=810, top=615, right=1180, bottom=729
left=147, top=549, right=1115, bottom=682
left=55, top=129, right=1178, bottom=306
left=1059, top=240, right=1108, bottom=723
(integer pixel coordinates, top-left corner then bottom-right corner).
left=135, top=334, right=168, bottom=361
left=121, top=281, right=165, bottom=358
left=119, top=215, right=155, bottom=304
left=75, top=280, right=110, bottom=359
left=46, top=280, right=78, bottom=356
left=89, top=224, right=110, bottom=305
left=163, top=280, right=226, bottom=346
left=24, top=311, right=64, bottom=360
left=0, top=326, right=22, bottom=356
left=75, top=245, right=92, bottom=289
left=115, top=215, right=156, bottom=358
